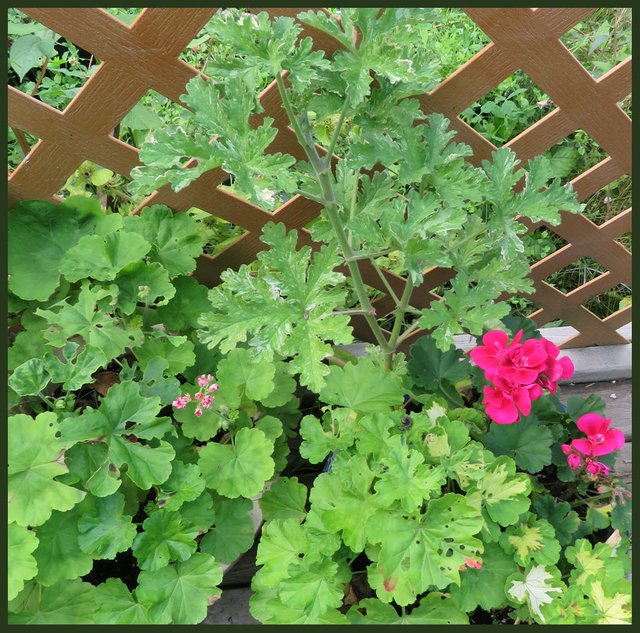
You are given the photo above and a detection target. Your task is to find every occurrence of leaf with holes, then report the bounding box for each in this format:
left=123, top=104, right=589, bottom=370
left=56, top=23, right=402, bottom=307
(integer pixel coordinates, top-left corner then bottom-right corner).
left=366, top=494, right=484, bottom=605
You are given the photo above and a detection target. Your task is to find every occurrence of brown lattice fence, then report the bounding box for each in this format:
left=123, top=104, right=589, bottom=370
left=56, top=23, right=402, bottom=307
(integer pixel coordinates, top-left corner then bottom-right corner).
left=8, top=7, right=632, bottom=349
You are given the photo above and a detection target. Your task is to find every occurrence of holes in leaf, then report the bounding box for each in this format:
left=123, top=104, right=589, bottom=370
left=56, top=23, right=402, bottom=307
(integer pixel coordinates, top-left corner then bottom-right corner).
left=583, top=283, right=631, bottom=319
left=560, top=8, right=632, bottom=79
left=8, top=9, right=102, bottom=111
left=545, top=256, right=606, bottom=295
left=460, top=71, right=551, bottom=145
left=582, top=174, right=632, bottom=226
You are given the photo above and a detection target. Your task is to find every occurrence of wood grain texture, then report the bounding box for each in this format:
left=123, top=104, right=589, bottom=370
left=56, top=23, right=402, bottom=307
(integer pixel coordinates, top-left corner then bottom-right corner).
left=7, top=8, right=632, bottom=349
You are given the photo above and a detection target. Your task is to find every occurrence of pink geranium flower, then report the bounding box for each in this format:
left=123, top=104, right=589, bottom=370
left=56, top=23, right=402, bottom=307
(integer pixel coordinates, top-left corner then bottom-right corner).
left=500, top=337, right=549, bottom=385
left=585, top=460, right=611, bottom=478
left=469, top=330, right=519, bottom=378
left=482, top=375, right=538, bottom=424
left=572, top=413, right=625, bottom=457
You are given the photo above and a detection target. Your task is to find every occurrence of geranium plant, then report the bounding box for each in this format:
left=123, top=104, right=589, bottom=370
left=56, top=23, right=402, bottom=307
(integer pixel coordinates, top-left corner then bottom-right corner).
left=7, top=8, right=631, bottom=625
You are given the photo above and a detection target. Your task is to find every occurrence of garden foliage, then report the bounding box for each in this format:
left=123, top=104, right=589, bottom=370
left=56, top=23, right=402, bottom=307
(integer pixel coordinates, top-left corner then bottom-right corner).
left=7, top=8, right=631, bottom=625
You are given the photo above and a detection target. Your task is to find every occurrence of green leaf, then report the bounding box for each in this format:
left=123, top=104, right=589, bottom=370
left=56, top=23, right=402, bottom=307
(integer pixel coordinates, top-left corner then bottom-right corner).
left=366, top=494, right=484, bottom=605
left=77, top=492, right=137, bottom=559
left=179, top=491, right=216, bottom=534
left=32, top=502, right=94, bottom=586
left=8, top=357, right=49, bottom=396
left=59, top=231, right=151, bottom=282
left=90, top=167, right=114, bottom=187
left=565, top=538, right=629, bottom=589
left=156, top=460, right=206, bottom=512
left=500, top=515, right=561, bottom=567
left=349, top=593, right=468, bottom=624
left=10, top=32, right=57, bottom=80
left=532, top=495, right=580, bottom=546
left=198, top=427, right=275, bottom=498
left=113, top=261, right=175, bottom=314
left=448, top=541, right=517, bottom=612
left=36, top=282, right=142, bottom=360
left=61, top=442, right=121, bottom=497
left=121, top=101, right=164, bottom=131
left=8, top=579, right=97, bottom=624
left=199, top=222, right=353, bottom=392
left=136, top=553, right=223, bottom=624
left=278, top=557, right=346, bottom=619
left=138, top=356, right=181, bottom=406
left=216, top=347, right=276, bottom=406
left=319, top=356, right=405, bottom=413
left=122, top=205, right=207, bottom=278
left=9, top=412, right=86, bottom=527
left=485, top=412, right=554, bottom=473
left=8, top=523, right=39, bottom=601
left=133, top=510, right=198, bottom=571
left=259, top=476, right=307, bottom=523
left=154, top=275, right=211, bottom=331
left=408, top=335, right=469, bottom=404
left=466, top=455, right=531, bottom=527
left=307, top=455, right=379, bottom=552
left=95, top=578, right=152, bottom=624
left=44, top=345, right=107, bottom=392
left=133, top=331, right=195, bottom=376
left=200, top=497, right=255, bottom=563
left=373, top=435, right=446, bottom=512
left=109, top=437, right=175, bottom=490
left=254, top=518, right=308, bottom=587
left=9, top=198, right=120, bottom=301
left=299, top=410, right=356, bottom=464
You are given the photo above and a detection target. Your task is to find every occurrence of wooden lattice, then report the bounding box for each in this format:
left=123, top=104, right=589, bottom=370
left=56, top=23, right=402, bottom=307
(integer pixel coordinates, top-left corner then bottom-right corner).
left=8, top=7, right=632, bottom=349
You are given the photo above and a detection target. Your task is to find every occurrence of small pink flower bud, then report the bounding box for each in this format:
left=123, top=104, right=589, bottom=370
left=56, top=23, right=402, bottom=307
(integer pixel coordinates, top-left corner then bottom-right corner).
left=195, top=392, right=203, bottom=401
left=201, top=395, right=213, bottom=409
left=194, top=408, right=203, bottom=418
left=209, top=383, right=219, bottom=393
left=198, top=375, right=209, bottom=387
left=567, top=453, right=582, bottom=470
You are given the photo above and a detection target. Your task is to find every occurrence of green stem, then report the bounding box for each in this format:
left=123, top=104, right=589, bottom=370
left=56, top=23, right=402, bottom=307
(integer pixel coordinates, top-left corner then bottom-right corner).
left=397, top=321, right=423, bottom=345
left=388, top=278, right=415, bottom=352
left=325, top=97, right=350, bottom=169
left=368, top=258, right=401, bottom=307
left=294, top=189, right=324, bottom=204
left=570, top=492, right=612, bottom=508
left=275, top=72, right=391, bottom=353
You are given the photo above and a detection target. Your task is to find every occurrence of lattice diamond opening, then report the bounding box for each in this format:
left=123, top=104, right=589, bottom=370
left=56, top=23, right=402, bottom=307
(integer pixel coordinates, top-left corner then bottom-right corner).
left=460, top=71, right=552, bottom=145
left=583, top=283, right=632, bottom=320
left=581, top=174, right=632, bottom=226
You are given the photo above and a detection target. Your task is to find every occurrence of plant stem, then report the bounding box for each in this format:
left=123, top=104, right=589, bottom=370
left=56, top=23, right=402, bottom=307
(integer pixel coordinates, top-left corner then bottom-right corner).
left=397, top=321, right=423, bottom=345
left=275, top=73, right=391, bottom=353
left=294, top=189, right=325, bottom=204
left=387, top=277, right=415, bottom=355
left=570, top=492, right=612, bottom=508
left=12, top=127, right=31, bottom=157
left=30, top=56, right=50, bottom=97
left=325, top=97, right=350, bottom=169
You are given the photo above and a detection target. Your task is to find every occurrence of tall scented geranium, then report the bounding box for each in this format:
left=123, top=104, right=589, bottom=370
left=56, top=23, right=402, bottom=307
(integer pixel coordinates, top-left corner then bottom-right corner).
left=8, top=8, right=631, bottom=626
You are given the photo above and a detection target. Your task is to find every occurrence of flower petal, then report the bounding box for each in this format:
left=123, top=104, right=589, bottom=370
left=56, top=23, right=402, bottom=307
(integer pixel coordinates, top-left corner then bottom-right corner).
left=591, top=429, right=625, bottom=456
left=576, top=413, right=611, bottom=437
left=571, top=438, right=594, bottom=455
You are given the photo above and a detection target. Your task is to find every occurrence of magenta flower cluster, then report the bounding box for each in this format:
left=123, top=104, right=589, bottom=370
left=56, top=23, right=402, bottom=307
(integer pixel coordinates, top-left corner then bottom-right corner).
left=562, top=413, right=625, bottom=478
left=172, top=374, right=219, bottom=417
left=470, top=329, right=574, bottom=424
